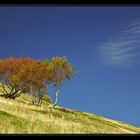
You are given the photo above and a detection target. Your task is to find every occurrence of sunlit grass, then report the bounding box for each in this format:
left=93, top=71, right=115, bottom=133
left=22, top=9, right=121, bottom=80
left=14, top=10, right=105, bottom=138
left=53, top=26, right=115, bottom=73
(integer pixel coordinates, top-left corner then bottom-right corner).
left=0, top=89, right=140, bottom=134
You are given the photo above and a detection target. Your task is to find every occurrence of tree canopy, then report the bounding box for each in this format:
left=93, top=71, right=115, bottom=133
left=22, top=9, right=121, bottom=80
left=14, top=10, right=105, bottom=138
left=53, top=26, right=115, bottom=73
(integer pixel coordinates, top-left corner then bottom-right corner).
left=0, top=56, right=76, bottom=106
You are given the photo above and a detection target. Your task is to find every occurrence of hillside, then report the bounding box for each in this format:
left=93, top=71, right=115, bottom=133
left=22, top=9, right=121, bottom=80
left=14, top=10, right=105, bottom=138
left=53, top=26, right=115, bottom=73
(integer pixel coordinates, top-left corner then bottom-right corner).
left=0, top=88, right=140, bottom=134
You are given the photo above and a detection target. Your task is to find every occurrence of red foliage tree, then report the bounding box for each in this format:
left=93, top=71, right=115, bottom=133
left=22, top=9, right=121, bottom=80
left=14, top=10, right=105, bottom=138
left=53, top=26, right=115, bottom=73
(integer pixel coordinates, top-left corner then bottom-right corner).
left=0, top=56, right=76, bottom=106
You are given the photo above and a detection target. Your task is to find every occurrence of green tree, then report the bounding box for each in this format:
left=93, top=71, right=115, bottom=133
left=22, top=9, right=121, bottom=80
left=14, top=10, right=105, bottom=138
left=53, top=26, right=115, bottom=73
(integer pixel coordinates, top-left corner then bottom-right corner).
left=49, top=56, right=76, bottom=107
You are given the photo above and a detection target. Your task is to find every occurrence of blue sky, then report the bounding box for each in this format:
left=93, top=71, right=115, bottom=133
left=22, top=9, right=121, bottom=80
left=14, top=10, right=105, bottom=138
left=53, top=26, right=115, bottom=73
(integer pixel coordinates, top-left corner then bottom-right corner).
left=0, top=6, right=140, bottom=127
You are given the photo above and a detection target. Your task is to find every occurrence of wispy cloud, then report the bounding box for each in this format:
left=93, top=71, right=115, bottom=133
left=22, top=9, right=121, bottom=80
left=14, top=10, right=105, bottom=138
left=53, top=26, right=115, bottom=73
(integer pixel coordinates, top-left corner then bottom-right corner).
left=98, top=19, right=140, bottom=67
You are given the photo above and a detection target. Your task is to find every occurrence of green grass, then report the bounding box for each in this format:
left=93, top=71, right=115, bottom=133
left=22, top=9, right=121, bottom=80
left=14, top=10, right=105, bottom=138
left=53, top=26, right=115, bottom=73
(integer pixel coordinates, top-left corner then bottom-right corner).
left=0, top=85, right=140, bottom=134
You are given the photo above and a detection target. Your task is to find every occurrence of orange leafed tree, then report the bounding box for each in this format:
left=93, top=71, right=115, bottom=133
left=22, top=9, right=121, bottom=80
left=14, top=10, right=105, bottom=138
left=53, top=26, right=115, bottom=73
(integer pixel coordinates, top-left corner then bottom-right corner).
left=0, top=56, right=76, bottom=106
left=0, top=57, right=37, bottom=99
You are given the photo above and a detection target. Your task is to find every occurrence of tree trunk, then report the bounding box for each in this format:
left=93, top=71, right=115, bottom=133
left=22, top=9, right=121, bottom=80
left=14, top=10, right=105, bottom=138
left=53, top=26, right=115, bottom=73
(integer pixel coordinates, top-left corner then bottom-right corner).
left=9, top=87, right=14, bottom=94
left=1, top=83, right=14, bottom=97
left=53, top=89, right=59, bottom=107
left=2, top=83, right=9, bottom=95
left=5, top=90, right=18, bottom=98
left=32, top=95, right=36, bottom=104
left=12, top=91, right=22, bottom=99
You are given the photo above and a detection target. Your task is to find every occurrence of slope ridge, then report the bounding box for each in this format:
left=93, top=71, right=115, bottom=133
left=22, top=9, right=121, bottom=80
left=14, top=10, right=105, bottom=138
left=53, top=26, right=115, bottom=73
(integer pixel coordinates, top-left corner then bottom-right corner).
left=0, top=93, right=140, bottom=134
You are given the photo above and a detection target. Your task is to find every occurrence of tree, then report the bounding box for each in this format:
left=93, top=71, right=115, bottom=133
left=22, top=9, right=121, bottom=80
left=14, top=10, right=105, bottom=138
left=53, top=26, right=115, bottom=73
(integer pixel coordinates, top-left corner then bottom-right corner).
left=0, top=57, right=36, bottom=99
left=0, top=57, right=20, bottom=98
left=49, top=56, right=76, bottom=107
left=29, top=61, right=49, bottom=105
left=16, top=59, right=49, bottom=104
left=0, top=56, right=76, bottom=106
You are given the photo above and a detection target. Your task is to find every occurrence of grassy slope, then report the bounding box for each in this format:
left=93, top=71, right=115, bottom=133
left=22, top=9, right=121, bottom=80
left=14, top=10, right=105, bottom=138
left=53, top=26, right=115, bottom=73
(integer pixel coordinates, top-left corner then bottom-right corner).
left=0, top=85, right=140, bottom=134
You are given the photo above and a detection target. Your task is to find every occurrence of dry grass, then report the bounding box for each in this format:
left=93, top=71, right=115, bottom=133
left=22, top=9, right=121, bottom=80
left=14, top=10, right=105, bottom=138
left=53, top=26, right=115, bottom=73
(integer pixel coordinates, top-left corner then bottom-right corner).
left=0, top=89, right=140, bottom=134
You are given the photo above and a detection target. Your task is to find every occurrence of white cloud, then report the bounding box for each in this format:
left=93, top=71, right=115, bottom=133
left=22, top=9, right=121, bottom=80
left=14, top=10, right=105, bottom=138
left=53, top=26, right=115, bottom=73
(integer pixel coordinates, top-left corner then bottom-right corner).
left=98, top=19, right=140, bottom=67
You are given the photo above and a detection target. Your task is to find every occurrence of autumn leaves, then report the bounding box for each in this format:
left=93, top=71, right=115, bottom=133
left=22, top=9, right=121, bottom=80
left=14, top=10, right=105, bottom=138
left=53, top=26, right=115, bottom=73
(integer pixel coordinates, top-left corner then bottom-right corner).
left=0, top=56, right=76, bottom=107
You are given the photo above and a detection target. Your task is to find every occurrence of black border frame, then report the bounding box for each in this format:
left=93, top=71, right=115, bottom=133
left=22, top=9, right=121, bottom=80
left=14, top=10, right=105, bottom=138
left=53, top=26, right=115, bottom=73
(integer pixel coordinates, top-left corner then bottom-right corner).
left=0, top=1, right=140, bottom=138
